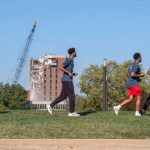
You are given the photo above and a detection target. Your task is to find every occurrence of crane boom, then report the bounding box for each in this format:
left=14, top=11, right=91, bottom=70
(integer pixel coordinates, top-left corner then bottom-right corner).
left=12, top=22, right=36, bottom=84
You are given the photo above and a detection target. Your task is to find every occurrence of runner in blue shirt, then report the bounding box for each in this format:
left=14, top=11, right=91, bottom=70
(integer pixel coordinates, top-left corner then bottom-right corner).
left=46, top=48, right=80, bottom=117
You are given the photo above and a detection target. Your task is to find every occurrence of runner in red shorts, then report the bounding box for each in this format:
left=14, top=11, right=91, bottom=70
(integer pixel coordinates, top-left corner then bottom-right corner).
left=113, top=53, right=145, bottom=116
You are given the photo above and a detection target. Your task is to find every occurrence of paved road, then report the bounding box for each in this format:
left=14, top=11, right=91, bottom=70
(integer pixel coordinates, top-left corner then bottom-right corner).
left=0, top=139, right=150, bottom=150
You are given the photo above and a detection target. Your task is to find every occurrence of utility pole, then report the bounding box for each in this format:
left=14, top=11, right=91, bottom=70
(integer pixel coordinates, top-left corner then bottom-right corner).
left=103, top=59, right=108, bottom=111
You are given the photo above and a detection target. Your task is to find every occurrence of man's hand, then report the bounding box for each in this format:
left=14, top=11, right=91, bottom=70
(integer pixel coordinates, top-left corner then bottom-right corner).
left=68, top=72, right=78, bottom=77
left=68, top=72, right=74, bottom=77
left=140, top=73, right=145, bottom=77
left=73, top=73, right=78, bottom=76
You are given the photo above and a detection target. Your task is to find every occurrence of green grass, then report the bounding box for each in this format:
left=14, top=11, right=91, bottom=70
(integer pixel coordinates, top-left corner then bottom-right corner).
left=0, top=110, right=150, bottom=139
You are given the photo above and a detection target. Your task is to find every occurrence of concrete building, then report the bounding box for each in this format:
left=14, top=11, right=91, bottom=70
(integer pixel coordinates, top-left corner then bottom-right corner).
left=29, top=54, right=67, bottom=109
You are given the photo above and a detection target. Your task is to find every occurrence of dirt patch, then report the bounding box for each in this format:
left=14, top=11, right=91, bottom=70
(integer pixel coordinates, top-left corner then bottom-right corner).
left=0, top=139, right=150, bottom=150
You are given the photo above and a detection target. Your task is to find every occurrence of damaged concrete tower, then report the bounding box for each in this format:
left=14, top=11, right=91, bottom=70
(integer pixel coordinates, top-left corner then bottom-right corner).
left=29, top=54, right=66, bottom=109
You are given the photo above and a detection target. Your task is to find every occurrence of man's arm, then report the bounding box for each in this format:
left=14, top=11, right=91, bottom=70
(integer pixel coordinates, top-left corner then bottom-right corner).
left=128, top=64, right=145, bottom=78
left=59, top=64, right=74, bottom=77
left=59, top=58, right=78, bottom=77
left=130, top=72, right=145, bottom=78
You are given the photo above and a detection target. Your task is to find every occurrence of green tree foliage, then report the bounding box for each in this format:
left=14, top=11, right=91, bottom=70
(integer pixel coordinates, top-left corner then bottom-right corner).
left=0, top=83, right=28, bottom=110
left=79, top=60, right=150, bottom=110
left=0, top=103, right=7, bottom=112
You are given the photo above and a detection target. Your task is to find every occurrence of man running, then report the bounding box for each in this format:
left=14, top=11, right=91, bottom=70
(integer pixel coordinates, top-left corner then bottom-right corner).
left=140, top=68, right=150, bottom=115
left=113, top=53, right=145, bottom=116
left=46, top=48, right=80, bottom=117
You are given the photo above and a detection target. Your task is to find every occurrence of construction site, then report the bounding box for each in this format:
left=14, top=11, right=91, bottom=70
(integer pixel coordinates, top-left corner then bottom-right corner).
left=8, top=23, right=67, bottom=110
left=30, top=54, right=67, bottom=109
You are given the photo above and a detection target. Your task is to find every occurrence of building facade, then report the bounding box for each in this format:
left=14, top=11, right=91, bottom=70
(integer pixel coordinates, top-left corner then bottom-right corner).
left=29, top=54, right=67, bottom=109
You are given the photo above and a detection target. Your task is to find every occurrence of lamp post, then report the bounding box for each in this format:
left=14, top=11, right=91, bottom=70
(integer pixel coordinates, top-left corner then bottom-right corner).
left=103, top=59, right=108, bottom=111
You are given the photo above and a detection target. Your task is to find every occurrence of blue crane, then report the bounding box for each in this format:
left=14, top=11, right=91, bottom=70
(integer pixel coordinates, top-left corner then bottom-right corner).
left=12, top=22, right=37, bottom=84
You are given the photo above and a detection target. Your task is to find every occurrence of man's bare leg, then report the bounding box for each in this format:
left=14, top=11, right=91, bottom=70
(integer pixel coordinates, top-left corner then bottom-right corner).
left=113, top=96, right=133, bottom=115
left=135, top=96, right=141, bottom=116
left=135, top=96, right=141, bottom=111
left=120, top=95, right=134, bottom=107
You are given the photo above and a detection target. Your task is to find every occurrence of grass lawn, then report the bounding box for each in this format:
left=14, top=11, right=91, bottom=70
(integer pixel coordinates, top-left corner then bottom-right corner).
left=0, top=110, right=150, bottom=139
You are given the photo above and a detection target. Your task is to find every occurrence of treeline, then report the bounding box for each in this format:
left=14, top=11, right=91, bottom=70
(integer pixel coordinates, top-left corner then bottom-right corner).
left=0, top=60, right=149, bottom=112
left=0, top=83, right=29, bottom=111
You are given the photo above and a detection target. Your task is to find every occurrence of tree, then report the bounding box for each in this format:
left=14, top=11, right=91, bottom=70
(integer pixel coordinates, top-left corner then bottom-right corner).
left=0, top=83, right=28, bottom=110
left=79, top=60, right=150, bottom=110
left=79, top=64, right=103, bottom=110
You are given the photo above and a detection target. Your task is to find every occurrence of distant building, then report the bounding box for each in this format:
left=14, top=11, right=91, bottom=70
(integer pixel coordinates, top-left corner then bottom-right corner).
left=29, top=54, right=67, bottom=109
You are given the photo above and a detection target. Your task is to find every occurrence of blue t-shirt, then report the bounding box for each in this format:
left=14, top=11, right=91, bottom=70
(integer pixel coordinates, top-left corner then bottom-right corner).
left=61, top=57, right=74, bottom=82
left=127, top=63, right=141, bottom=88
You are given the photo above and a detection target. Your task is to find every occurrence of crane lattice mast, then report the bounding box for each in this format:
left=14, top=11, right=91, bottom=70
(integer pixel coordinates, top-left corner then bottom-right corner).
left=12, top=22, right=36, bottom=84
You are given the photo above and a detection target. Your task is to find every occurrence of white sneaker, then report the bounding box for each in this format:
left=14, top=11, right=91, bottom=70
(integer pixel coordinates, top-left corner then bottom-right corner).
left=46, top=105, right=53, bottom=115
left=68, top=112, right=80, bottom=117
left=113, top=106, right=120, bottom=116
left=135, top=112, right=141, bottom=117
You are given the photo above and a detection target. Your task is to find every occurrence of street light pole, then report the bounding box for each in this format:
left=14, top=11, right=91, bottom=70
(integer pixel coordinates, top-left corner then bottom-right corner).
left=103, top=59, right=108, bottom=111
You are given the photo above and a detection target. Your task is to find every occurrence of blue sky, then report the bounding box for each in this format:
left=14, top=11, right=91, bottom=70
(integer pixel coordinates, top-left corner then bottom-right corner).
left=0, top=0, right=150, bottom=93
